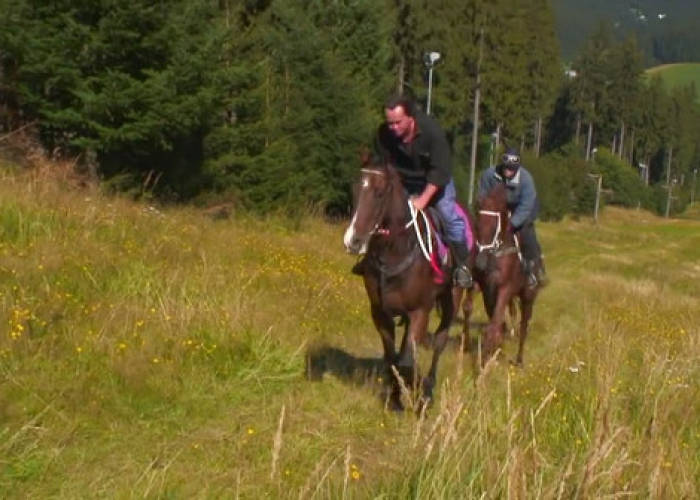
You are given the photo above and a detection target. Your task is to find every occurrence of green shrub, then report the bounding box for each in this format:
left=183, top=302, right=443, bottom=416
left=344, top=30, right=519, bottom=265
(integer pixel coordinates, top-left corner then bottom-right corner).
left=592, top=148, right=657, bottom=211
left=525, top=144, right=593, bottom=221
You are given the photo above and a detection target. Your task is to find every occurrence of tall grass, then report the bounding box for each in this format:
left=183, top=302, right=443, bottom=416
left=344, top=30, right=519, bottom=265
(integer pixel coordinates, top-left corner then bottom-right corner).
left=1, top=159, right=698, bottom=498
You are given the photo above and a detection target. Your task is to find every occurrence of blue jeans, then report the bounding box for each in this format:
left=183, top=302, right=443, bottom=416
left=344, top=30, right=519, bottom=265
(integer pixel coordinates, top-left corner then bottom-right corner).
left=435, top=181, right=467, bottom=244
left=406, top=179, right=466, bottom=245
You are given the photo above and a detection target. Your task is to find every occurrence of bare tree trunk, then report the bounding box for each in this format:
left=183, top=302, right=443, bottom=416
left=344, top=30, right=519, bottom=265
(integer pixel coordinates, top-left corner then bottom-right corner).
left=535, top=116, right=542, bottom=158
left=468, top=27, right=484, bottom=206
left=611, top=135, right=617, bottom=155
left=575, top=114, right=581, bottom=145
left=520, top=135, right=525, bottom=153
left=496, top=123, right=502, bottom=151
left=585, top=122, right=593, bottom=161
left=397, top=57, right=405, bottom=95
left=619, top=121, right=625, bottom=160
left=665, top=146, right=673, bottom=218
left=628, top=129, right=635, bottom=165
left=645, top=155, right=650, bottom=185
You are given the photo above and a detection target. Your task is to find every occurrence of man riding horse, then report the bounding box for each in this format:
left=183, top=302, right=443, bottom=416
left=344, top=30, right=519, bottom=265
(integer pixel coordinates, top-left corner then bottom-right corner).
left=352, top=95, right=473, bottom=289
left=478, top=148, right=548, bottom=288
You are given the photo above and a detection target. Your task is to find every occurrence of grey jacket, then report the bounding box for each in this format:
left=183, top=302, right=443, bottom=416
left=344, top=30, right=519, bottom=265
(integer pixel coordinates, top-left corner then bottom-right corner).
left=478, top=165, right=539, bottom=229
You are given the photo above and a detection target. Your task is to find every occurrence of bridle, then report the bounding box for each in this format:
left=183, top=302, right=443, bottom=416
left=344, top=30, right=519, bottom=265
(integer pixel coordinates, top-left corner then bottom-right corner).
left=476, top=209, right=504, bottom=253
left=359, top=168, right=434, bottom=260
left=476, top=208, right=520, bottom=259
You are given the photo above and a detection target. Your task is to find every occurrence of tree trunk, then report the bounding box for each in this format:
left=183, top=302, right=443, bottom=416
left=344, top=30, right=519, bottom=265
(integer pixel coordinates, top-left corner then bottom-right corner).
left=535, top=116, right=542, bottom=158
left=611, top=135, right=616, bottom=155
left=397, top=57, right=405, bottom=95
left=645, top=155, right=650, bottom=185
left=619, top=121, right=625, bottom=160
left=585, top=122, right=593, bottom=161
left=575, top=114, right=581, bottom=145
left=628, top=129, right=635, bottom=165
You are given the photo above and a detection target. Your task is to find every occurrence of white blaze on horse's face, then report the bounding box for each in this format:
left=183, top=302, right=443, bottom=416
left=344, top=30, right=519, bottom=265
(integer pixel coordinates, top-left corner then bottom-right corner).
left=343, top=210, right=368, bottom=254
left=344, top=168, right=381, bottom=254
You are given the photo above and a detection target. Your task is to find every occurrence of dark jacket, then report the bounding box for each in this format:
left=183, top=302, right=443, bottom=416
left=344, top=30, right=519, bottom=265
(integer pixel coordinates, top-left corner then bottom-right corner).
left=374, top=111, right=452, bottom=192
left=478, top=165, right=539, bottom=229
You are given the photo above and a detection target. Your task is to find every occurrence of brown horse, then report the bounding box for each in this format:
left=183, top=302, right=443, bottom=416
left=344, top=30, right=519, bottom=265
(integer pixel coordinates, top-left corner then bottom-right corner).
left=473, top=182, right=540, bottom=366
left=343, top=158, right=467, bottom=411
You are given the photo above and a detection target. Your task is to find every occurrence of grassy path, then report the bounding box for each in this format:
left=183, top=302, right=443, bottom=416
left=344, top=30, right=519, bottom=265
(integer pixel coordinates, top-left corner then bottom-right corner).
left=1, top=164, right=698, bottom=498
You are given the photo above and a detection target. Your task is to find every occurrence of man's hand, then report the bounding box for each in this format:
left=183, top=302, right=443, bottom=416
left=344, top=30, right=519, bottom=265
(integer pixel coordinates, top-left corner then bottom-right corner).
left=410, top=195, right=428, bottom=211
left=411, top=183, right=439, bottom=211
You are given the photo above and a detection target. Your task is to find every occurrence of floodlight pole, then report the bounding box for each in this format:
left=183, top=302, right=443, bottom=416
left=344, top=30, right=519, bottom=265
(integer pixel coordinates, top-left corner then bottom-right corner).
left=424, top=52, right=440, bottom=115
left=426, top=66, right=435, bottom=115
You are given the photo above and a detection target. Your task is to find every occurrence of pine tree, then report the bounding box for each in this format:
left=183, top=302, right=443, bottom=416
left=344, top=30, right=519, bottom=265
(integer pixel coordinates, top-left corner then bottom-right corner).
left=521, top=0, right=561, bottom=157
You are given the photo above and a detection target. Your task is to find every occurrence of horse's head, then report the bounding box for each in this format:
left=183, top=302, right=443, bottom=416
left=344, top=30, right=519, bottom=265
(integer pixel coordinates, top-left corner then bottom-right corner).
left=343, top=156, right=401, bottom=254
left=476, top=183, right=509, bottom=255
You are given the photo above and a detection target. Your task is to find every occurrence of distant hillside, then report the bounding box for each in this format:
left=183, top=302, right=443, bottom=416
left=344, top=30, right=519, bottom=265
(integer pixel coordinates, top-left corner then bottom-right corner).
left=645, top=63, right=700, bottom=99
left=552, top=0, right=700, bottom=64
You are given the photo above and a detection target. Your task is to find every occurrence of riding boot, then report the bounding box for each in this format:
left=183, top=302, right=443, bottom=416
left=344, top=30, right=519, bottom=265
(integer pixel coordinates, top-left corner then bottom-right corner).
left=451, top=241, right=473, bottom=288
left=522, top=260, right=536, bottom=288
left=351, top=256, right=366, bottom=276
left=535, top=258, right=549, bottom=287
left=525, top=259, right=548, bottom=289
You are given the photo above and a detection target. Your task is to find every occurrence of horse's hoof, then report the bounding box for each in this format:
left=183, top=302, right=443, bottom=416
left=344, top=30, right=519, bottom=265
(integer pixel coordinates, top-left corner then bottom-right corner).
left=387, top=399, right=404, bottom=413
left=416, top=396, right=433, bottom=416
left=384, top=390, right=404, bottom=412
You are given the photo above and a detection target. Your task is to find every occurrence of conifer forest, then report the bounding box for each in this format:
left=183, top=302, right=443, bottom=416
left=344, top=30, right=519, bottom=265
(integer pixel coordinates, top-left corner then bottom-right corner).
left=1, top=0, right=699, bottom=217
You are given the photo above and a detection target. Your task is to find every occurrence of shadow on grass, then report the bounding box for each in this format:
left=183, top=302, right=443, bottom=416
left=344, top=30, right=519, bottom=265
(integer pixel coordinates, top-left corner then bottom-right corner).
left=304, top=319, right=489, bottom=386
left=305, top=344, right=384, bottom=386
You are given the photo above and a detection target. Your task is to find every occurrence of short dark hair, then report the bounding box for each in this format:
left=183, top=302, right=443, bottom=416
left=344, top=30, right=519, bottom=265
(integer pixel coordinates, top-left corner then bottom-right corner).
left=384, top=94, right=416, bottom=117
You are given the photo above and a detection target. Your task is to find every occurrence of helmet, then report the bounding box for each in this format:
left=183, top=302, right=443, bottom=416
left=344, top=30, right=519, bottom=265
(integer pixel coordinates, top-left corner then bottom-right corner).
left=501, top=148, right=520, bottom=170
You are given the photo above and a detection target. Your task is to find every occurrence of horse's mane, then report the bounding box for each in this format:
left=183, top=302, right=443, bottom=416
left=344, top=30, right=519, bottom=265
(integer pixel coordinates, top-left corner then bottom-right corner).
left=479, top=182, right=508, bottom=212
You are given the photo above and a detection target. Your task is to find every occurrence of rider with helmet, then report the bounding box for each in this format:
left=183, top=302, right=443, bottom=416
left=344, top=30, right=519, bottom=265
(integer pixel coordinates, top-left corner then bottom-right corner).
left=478, top=148, right=548, bottom=288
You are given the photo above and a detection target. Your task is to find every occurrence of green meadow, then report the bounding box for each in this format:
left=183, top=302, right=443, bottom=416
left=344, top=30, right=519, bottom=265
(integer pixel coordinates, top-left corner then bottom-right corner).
left=646, top=63, right=700, bottom=98
left=1, top=160, right=698, bottom=498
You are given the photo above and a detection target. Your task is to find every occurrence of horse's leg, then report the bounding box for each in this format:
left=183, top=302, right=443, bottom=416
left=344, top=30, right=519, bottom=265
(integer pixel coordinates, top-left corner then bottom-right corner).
left=506, top=298, right=518, bottom=339
left=459, top=286, right=474, bottom=352
left=515, top=294, right=535, bottom=366
left=371, top=305, right=401, bottom=411
left=396, top=309, right=429, bottom=395
left=483, top=287, right=511, bottom=363
left=423, top=292, right=455, bottom=404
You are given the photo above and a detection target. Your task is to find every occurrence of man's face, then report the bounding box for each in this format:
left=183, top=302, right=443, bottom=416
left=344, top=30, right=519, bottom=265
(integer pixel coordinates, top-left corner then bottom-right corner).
left=503, top=166, right=517, bottom=179
left=385, top=105, right=414, bottom=142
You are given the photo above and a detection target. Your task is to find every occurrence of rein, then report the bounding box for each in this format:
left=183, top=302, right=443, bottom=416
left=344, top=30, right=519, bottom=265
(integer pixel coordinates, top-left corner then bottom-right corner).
left=359, top=167, right=437, bottom=278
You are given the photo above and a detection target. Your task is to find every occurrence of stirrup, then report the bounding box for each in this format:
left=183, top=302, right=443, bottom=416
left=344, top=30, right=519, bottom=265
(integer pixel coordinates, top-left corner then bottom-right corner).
left=454, top=266, right=473, bottom=288
left=527, top=273, right=538, bottom=289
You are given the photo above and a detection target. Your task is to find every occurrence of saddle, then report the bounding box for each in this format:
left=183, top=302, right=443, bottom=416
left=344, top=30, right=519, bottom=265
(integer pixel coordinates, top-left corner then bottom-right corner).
left=424, top=204, right=474, bottom=283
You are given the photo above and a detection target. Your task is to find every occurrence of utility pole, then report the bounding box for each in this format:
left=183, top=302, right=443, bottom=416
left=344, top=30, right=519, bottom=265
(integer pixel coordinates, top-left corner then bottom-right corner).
left=468, top=28, right=484, bottom=207
left=665, top=146, right=673, bottom=218
left=588, top=173, right=602, bottom=223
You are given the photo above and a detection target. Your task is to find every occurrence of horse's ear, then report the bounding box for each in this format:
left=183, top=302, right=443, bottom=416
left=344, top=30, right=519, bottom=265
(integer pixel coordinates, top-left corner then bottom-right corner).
left=359, top=147, right=371, bottom=166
